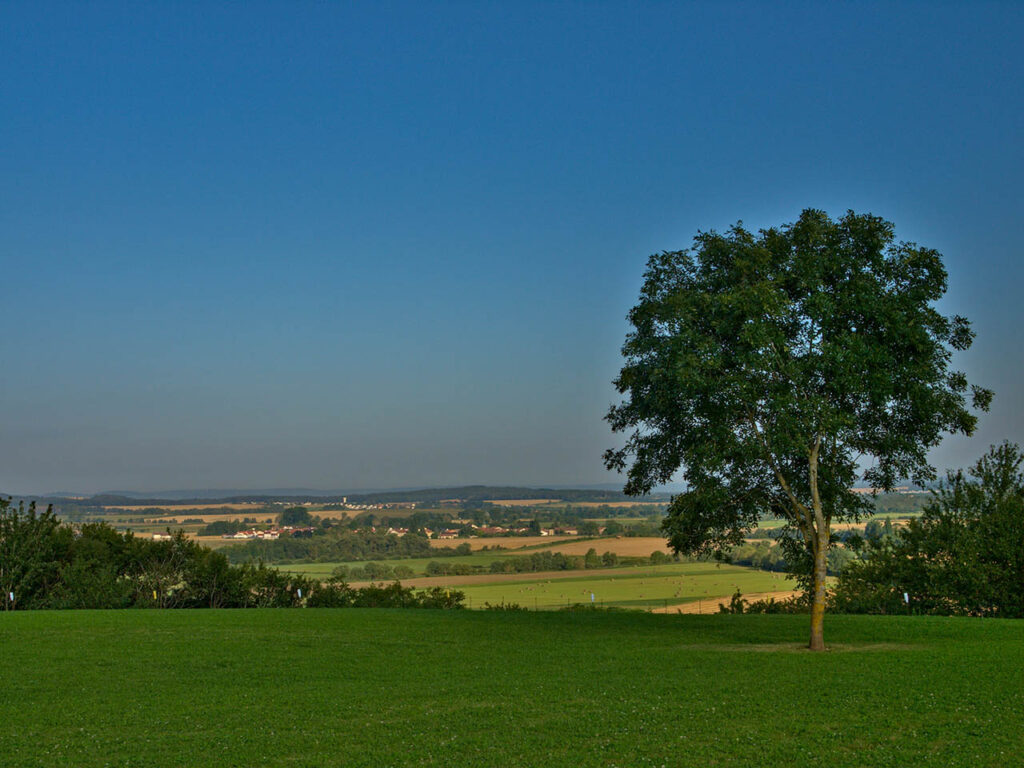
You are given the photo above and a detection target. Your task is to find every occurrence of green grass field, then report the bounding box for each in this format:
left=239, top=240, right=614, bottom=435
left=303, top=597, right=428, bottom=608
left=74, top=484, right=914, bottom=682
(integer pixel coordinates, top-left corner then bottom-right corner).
left=455, top=561, right=789, bottom=610
left=1, top=610, right=1020, bottom=767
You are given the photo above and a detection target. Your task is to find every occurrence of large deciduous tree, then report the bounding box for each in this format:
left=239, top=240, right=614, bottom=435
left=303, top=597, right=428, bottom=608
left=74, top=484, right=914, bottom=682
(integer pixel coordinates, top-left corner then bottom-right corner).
left=604, top=209, right=991, bottom=650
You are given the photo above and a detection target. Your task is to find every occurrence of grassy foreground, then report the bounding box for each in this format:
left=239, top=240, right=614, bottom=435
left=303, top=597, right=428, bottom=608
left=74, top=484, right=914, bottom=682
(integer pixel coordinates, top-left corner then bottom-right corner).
left=1, top=611, right=1021, bottom=767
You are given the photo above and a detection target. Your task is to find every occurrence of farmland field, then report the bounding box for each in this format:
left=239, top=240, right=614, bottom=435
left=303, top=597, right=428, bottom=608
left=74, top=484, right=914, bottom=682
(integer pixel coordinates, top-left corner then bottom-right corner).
left=281, top=559, right=799, bottom=612
left=484, top=499, right=665, bottom=508
left=450, top=561, right=790, bottom=610
left=484, top=498, right=562, bottom=505
left=100, top=502, right=266, bottom=512
left=424, top=535, right=670, bottom=554
left=529, top=536, right=672, bottom=557
left=0, top=610, right=1020, bottom=767
left=753, top=510, right=923, bottom=531
left=427, top=535, right=575, bottom=549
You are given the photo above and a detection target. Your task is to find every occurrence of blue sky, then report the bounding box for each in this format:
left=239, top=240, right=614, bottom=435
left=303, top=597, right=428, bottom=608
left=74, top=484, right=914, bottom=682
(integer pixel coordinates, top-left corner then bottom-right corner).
left=2, top=2, right=1021, bottom=494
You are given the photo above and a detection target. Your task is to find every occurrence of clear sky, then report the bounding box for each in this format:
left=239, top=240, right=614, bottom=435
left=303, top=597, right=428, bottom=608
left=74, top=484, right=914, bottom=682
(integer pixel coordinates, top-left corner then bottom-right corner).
left=2, top=2, right=1021, bottom=495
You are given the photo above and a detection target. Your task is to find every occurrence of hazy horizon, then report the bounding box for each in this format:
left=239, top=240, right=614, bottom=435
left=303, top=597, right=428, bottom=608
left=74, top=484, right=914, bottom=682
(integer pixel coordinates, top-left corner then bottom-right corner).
left=3, top=4, right=1021, bottom=496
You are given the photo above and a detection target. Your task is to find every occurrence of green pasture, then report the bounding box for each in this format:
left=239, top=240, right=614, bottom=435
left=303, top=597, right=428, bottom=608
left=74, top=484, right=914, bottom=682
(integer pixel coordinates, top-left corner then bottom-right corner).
left=275, top=539, right=647, bottom=580
left=456, top=561, right=789, bottom=610
left=1, top=610, right=1021, bottom=767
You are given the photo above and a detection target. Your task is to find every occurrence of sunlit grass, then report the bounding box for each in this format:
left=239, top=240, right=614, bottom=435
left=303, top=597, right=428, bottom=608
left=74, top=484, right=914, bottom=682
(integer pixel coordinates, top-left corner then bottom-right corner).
left=1, top=610, right=1020, bottom=767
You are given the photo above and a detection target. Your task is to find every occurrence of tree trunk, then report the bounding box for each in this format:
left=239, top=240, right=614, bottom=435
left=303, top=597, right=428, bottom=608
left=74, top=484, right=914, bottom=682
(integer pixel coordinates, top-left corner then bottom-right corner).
left=808, top=529, right=829, bottom=651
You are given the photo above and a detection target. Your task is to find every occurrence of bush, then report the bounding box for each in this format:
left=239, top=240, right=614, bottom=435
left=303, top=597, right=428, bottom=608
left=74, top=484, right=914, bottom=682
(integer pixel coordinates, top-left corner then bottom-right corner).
left=833, top=443, right=1024, bottom=618
left=718, top=589, right=809, bottom=615
left=482, top=601, right=527, bottom=611
left=197, top=520, right=246, bottom=537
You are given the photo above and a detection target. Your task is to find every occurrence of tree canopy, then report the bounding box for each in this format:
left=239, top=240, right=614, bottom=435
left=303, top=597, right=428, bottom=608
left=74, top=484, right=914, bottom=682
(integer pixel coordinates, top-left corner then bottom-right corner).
left=605, top=209, right=991, bottom=649
left=277, top=506, right=314, bottom=527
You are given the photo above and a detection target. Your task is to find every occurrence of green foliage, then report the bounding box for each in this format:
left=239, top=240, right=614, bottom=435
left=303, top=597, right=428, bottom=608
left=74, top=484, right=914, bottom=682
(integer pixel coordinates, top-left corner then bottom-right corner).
left=648, top=550, right=671, bottom=565
left=833, top=442, right=1024, bottom=617
left=277, top=506, right=314, bottom=527
left=223, top=529, right=432, bottom=564
left=414, top=586, right=466, bottom=609
left=871, top=492, right=929, bottom=516
left=726, top=541, right=788, bottom=572
left=863, top=517, right=895, bottom=543
left=425, top=560, right=483, bottom=576
left=606, top=208, right=990, bottom=552
left=303, top=579, right=464, bottom=609
left=0, top=502, right=463, bottom=611
left=487, top=550, right=580, bottom=574
left=0, top=500, right=69, bottom=609
left=719, top=589, right=747, bottom=614
left=605, top=209, right=990, bottom=647
left=719, top=590, right=811, bottom=614
left=196, top=519, right=248, bottom=536
left=482, top=601, right=528, bottom=611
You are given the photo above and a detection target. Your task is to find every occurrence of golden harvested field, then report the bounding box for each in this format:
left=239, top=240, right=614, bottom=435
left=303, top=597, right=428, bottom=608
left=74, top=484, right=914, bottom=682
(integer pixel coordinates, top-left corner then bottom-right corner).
left=137, top=508, right=357, bottom=524
left=571, top=501, right=665, bottom=508
left=103, top=503, right=265, bottom=512
left=428, top=536, right=579, bottom=550
left=483, top=499, right=665, bottom=508
left=484, top=499, right=561, bottom=506
left=145, top=513, right=275, bottom=523
left=532, top=536, right=672, bottom=557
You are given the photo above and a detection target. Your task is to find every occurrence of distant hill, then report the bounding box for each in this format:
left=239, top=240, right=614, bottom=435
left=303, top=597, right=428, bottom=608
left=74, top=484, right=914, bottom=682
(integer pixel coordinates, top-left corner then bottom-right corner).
left=19, top=485, right=669, bottom=508
left=344, top=485, right=667, bottom=505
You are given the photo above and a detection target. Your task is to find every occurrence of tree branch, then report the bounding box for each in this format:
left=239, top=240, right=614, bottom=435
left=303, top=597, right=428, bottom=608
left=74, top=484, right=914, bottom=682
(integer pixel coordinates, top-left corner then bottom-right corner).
left=747, top=412, right=816, bottom=537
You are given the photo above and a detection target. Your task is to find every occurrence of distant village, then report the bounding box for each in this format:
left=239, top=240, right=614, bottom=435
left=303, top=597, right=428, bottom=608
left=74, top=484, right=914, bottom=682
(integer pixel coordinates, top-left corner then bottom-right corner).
left=154, top=522, right=595, bottom=542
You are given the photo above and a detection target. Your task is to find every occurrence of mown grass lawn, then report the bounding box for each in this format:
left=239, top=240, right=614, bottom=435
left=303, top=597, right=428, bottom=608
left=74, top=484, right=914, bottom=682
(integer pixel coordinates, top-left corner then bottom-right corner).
left=1, top=610, right=1020, bottom=767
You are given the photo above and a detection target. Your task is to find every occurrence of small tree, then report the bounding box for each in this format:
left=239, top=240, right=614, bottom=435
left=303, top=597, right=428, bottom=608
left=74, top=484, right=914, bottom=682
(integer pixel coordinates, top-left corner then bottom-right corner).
left=834, top=442, right=1024, bottom=617
left=277, top=506, right=313, bottom=527
left=605, top=209, right=991, bottom=649
left=0, top=500, right=67, bottom=609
